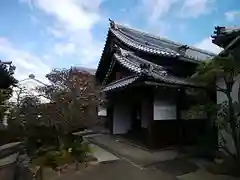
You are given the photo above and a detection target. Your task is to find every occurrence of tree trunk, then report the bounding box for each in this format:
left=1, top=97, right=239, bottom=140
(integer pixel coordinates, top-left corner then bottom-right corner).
left=226, top=90, right=240, bottom=160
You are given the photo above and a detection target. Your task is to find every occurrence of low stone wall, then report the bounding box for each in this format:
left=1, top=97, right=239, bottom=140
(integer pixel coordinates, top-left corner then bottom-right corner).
left=0, top=142, right=22, bottom=159
left=0, top=153, right=19, bottom=180
left=0, top=142, right=22, bottom=180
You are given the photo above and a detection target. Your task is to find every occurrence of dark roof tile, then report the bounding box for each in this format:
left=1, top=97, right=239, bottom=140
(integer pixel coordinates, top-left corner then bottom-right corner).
left=111, top=29, right=178, bottom=57
left=112, top=49, right=198, bottom=87
left=101, top=76, right=139, bottom=92
left=113, top=22, right=216, bottom=61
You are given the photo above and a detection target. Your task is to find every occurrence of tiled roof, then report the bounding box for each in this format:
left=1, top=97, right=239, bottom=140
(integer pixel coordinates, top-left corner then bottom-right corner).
left=118, top=48, right=167, bottom=71
left=101, top=76, right=140, bottom=92
left=219, top=27, right=240, bottom=35
left=110, top=28, right=179, bottom=57
left=110, top=21, right=215, bottom=62
left=212, top=26, right=240, bottom=48
left=114, top=53, right=141, bottom=73
left=114, top=48, right=167, bottom=75
left=96, top=20, right=213, bottom=86
left=102, top=49, right=199, bottom=92
left=150, top=71, right=196, bottom=86
left=111, top=49, right=198, bottom=88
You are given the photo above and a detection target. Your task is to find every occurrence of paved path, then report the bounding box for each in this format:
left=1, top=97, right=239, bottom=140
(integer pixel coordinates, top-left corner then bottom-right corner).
left=85, top=134, right=240, bottom=180
left=42, top=135, right=239, bottom=180
left=86, top=134, right=179, bottom=167
left=90, top=144, right=119, bottom=162
left=43, top=143, right=176, bottom=180
left=177, top=169, right=240, bottom=180
left=45, top=160, right=176, bottom=180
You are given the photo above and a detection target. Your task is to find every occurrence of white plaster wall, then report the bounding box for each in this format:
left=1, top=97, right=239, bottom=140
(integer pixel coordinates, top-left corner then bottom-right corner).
left=217, top=78, right=227, bottom=104
left=113, top=101, right=131, bottom=134
left=153, top=92, right=176, bottom=120
left=216, top=77, right=240, bottom=154
left=217, top=76, right=240, bottom=104
left=141, top=99, right=151, bottom=128
left=231, top=77, right=240, bottom=103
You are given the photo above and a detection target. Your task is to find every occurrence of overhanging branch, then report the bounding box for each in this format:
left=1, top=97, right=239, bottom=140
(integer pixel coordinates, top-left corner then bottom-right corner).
left=216, top=85, right=227, bottom=94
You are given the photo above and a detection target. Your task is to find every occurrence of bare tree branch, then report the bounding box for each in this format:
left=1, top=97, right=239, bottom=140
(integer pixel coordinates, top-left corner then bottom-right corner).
left=216, top=84, right=228, bottom=94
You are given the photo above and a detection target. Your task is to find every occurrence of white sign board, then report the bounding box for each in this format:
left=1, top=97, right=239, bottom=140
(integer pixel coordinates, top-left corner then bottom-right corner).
left=98, top=108, right=107, bottom=116
left=154, top=101, right=176, bottom=120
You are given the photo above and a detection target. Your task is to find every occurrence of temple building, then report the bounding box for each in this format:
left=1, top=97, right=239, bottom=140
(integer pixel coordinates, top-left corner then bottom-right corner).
left=95, top=20, right=216, bottom=149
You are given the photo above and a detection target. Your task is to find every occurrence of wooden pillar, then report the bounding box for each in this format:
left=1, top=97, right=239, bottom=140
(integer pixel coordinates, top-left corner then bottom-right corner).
left=106, top=93, right=114, bottom=134
left=176, top=88, right=184, bottom=148
left=147, top=87, right=154, bottom=149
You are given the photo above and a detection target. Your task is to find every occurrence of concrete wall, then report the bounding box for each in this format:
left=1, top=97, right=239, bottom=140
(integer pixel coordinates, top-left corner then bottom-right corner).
left=113, top=100, right=131, bottom=134
left=153, top=90, right=176, bottom=120
left=217, top=77, right=240, bottom=154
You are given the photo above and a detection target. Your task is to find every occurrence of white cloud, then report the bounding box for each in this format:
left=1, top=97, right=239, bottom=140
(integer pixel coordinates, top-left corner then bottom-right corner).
left=23, top=0, right=105, bottom=68
left=31, top=0, right=100, bottom=31
left=46, top=27, right=65, bottom=38
left=54, top=42, right=76, bottom=56
left=225, top=10, right=240, bottom=22
left=180, top=0, right=215, bottom=18
left=0, top=37, right=11, bottom=46
left=137, top=0, right=179, bottom=37
left=140, top=0, right=215, bottom=23
left=140, top=0, right=180, bottom=23
left=0, top=37, right=51, bottom=83
left=138, top=0, right=215, bottom=37
left=194, top=37, right=223, bottom=54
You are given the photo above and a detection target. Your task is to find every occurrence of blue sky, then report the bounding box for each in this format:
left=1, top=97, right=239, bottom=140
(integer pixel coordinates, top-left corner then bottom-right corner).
left=0, top=0, right=239, bottom=84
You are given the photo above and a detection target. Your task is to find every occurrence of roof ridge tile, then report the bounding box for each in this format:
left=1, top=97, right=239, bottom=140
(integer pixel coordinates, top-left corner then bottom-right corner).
left=113, top=21, right=216, bottom=57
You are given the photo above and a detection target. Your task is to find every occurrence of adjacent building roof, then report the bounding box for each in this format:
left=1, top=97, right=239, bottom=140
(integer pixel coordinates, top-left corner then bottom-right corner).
left=212, top=26, right=240, bottom=48
left=213, top=27, right=240, bottom=35
left=76, top=67, right=96, bottom=75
